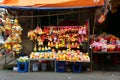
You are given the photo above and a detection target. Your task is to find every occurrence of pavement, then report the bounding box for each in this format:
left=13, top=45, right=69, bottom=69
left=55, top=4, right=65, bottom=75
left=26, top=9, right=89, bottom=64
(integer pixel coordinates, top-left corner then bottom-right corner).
left=0, top=70, right=120, bottom=80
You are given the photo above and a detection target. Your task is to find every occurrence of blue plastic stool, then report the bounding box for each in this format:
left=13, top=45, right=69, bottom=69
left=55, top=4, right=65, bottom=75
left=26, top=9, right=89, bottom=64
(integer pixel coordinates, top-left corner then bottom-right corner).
left=72, top=62, right=82, bottom=73
left=17, top=61, right=28, bottom=72
left=56, top=61, right=65, bottom=72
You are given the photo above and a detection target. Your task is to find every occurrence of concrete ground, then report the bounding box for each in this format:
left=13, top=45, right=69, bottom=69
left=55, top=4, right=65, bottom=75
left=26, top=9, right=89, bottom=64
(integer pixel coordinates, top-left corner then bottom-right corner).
left=0, top=70, right=120, bottom=80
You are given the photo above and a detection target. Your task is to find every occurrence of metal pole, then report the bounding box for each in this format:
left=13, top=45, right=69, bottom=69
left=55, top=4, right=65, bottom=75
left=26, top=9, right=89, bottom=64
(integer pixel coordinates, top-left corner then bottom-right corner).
left=48, top=12, right=50, bottom=26
left=90, top=8, right=97, bottom=71
left=92, top=9, right=97, bottom=35
left=87, top=19, right=93, bottom=71
left=78, top=9, right=81, bottom=25
left=57, top=14, right=59, bottom=26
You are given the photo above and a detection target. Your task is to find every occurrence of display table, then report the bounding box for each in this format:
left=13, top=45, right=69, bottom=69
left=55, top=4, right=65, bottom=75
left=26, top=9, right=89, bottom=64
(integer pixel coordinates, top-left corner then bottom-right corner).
left=92, top=51, right=120, bottom=71
left=28, top=58, right=90, bottom=72
left=28, top=58, right=56, bottom=72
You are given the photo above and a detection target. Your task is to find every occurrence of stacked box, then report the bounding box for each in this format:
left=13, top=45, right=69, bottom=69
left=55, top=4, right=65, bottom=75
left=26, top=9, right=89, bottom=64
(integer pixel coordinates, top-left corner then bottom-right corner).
left=72, top=62, right=82, bottom=73
left=17, top=61, right=28, bottom=72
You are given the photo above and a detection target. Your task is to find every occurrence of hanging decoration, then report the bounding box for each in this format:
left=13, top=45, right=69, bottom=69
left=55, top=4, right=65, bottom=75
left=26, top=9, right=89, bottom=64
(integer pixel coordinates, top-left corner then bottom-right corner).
left=96, top=0, right=111, bottom=24
left=0, top=8, right=23, bottom=54
left=4, top=18, right=23, bottom=54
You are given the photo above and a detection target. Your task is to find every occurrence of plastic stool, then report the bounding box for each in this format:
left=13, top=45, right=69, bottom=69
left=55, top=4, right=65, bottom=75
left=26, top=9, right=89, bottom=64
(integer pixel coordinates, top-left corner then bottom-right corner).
left=56, top=61, right=65, bottom=72
left=17, top=61, right=28, bottom=72
left=72, top=62, right=82, bottom=73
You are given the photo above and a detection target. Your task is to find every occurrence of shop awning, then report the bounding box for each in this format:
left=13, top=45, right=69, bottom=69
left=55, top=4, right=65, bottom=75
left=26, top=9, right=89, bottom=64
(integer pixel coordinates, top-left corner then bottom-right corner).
left=0, top=0, right=104, bottom=9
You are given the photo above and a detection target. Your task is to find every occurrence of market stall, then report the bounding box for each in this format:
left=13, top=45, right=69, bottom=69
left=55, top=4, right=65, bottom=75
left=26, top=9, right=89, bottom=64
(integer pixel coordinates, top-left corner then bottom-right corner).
left=90, top=33, right=120, bottom=71
left=88, top=0, right=120, bottom=71
left=27, top=22, right=90, bottom=72
left=0, top=0, right=105, bottom=72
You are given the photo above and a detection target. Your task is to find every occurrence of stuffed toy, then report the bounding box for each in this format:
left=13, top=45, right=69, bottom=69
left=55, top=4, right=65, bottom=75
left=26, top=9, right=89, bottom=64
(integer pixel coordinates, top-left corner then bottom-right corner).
left=28, top=30, right=37, bottom=40
left=12, top=44, right=22, bottom=52
left=34, top=26, right=43, bottom=34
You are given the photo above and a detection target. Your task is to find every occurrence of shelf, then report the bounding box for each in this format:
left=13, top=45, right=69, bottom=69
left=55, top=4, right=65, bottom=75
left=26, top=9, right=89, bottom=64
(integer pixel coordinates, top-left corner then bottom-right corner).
left=93, top=51, right=120, bottom=54
left=29, top=58, right=55, bottom=61
left=29, top=58, right=90, bottom=63
left=56, top=60, right=90, bottom=63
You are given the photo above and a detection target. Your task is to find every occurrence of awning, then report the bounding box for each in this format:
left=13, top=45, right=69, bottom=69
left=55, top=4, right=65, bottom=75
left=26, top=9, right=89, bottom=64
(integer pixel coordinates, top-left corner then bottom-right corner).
left=0, top=0, right=104, bottom=9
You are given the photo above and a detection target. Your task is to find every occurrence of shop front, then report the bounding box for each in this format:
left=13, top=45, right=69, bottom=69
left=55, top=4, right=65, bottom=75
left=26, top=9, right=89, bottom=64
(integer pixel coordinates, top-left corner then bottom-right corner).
left=0, top=0, right=106, bottom=72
